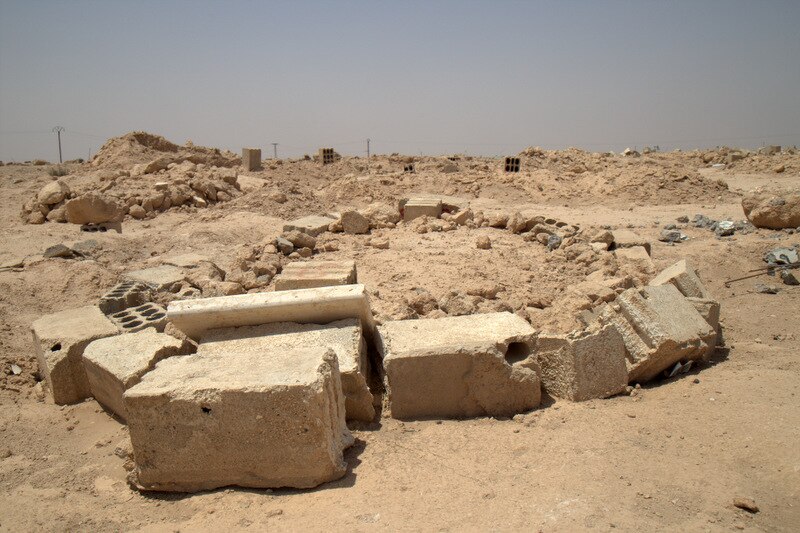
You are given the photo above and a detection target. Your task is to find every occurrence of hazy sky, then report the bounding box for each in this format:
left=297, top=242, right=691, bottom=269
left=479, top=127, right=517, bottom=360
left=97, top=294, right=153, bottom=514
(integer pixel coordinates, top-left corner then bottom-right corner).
left=1, top=0, right=799, bottom=161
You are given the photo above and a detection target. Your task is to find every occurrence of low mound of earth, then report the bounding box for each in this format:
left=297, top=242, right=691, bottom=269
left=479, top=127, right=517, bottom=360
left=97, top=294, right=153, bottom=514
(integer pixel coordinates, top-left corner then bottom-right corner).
left=90, top=131, right=239, bottom=170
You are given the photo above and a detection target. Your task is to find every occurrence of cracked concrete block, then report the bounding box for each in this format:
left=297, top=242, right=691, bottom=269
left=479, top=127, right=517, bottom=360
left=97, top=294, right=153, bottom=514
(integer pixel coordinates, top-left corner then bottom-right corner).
left=124, top=347, right=351, bottom=491
left=376, top=312, right=540, bottom=420
left=99, top=281, right=152, bottom=315
left=83, top=329, right=191, bottom=420
left=125, top=265, right=185, bottom=291
left=536, top=323, right=627, bottom=401
left=31, top=306, right=119, bottom=404
left=274, top=260, right=357, bottom=291
left=403, top=198, right=443, bottom=222
left=109, top=302, right=167, bottom=333
left=167, top=284, right=376, bottom=342
left=283, top=215, right=337, bottom=237
left=611, top=229, right=651, bottom=255
left=199, top=319, right=374, bottom=422
left=599, top=284, right=716, bottom=383
left=649, top=259, right=711, bottom=299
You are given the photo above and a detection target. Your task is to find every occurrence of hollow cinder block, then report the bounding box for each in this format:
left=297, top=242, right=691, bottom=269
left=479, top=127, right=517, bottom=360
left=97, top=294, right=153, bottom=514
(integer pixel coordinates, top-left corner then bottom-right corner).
left=99, top=280, right=152, bottom=315
left=110, top=303, right=167, bottom=333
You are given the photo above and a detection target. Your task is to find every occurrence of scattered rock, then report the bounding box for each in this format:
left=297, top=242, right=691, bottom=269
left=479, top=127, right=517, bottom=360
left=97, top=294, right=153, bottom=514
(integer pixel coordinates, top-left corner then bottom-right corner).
left=283, top=230, right=316, bottom=250
left=476, top=236, right=491, bottom=249
left=37, top=180, right=70, bottom=205
left=742, top=190, right=800, bottom=229
left=43, top=244, right=73, bottom=258
left=732, top=497, right=759, bottom=513
left=129, top=204, right=147, bottom=219
left=341, top=210, right=370, bottom=234
left=64, top=193, right=125, bottom=224
left=755, top=284, right=780, bottom=294
left=276, top=237, right=294, bottom=256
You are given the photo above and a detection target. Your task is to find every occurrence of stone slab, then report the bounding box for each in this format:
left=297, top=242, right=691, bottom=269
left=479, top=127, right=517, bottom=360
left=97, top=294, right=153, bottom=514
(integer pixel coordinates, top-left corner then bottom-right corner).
left=614, top=246, right=655, bottom=275
left=199, top=319, right=374, bottom=421
left=83, top=328, right=190, bottom=420
left=161, top=253, right=212, bottom=269
left=274, top=260, right=357, bottom=291
left=283, top=215, right=337, bottom=237
left=611, top=229, right=652, bottom=255
left=403, top=198, right=443, bottom=222
left=398, top=194, right=469, bottom=213
left=649, top=259, right=711, bottom=299
left=376, top=312, right=540, bottom=420
left=236, top=174, right=267, bottom=192
left=125, top=265, right=185, bottom=291
left=31, top=306, right=119, bottom=405
left=167, top=284, right=376, bottom=341
left=124, top=347, right=351, bottom=491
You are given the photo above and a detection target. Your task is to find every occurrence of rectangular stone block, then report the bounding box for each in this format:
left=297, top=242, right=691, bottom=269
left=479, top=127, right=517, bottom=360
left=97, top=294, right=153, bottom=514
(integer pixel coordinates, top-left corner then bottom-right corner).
left=376, top=312, right=540, bottom=420
left=242, top=148, right=262, bottom=171
left=599, top=284, right=716, bottom=383
left=199, top=319, right=374, bottom=421
left=403, top=198, right=442, bottom=222
left=536, top=323, right=628, bottom=401
left=274, top=260, right=357, bottom=291
left=611, top=229, right=651, bottom=255
left=615, top=246, right=655, bottom=276
left=649, top=259, right=711, bottom=299
left=124, top=265, right=185, bottom=291
left=99, top=281, right=152, bottom=315
left=83, top=329, right=190, bottom=420
left=124, top=347, right=351, bottom=491
left=167, top=284, right=376, bottom=341
left=31, top=306, right=119, bottom=404
left=283, top=215, right=337, bottom=237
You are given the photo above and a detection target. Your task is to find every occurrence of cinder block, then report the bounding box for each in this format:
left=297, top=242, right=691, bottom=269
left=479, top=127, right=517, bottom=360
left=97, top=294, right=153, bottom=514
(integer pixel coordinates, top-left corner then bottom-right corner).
left=403, top=163, right=415, bottom=173
left=99, top=281, right=152, bottom=315
left=124, top=347, right=352, bottom=491
left=124, top=265, right=185, bottom=291
left=649, top=259, right=711, bottom=299
left=503, top=157, right=521, bottom=173
left=611, top=229, right=652, bottom=255
left=167, top=284, right=376, bottom=341
left=242, top=148, right=262, bottom=171
left=83, top=329, right=190, bottom=420
left=376, top=312, right=540, bottom=420
left=31, top=306, right=119, bottom=404
left=199, top=319, right=374, bottom=421
left=536, top=323, right=627, bottom=401
left=109, top=303, right=167, bottom=332
left=274, top=260, right=357, bottom=291
left=319, top=148, right=335, bottom=165
left=403, top=198, right=443, bottom=222
left=283, top=215, right=337, bottom=237
left=599, top=284, right=716, bottom=383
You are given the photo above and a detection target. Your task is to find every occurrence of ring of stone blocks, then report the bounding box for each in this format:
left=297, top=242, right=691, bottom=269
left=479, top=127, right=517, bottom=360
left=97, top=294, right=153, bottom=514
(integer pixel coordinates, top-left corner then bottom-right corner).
left=111, top=303, right=167, bottom=332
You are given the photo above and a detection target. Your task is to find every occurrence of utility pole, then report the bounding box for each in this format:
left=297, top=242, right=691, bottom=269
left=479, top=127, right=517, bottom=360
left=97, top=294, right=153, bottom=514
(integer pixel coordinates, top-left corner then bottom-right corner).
left=52, top=126, right=65, bottom=163
left=271, top=143, right=278, bottom=159
left=366, top=138, right=370, bottom=159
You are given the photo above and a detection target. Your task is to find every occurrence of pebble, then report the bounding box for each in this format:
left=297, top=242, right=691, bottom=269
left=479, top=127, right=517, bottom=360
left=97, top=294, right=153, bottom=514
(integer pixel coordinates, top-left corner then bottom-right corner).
left=733, top=497, right=759, bottom=513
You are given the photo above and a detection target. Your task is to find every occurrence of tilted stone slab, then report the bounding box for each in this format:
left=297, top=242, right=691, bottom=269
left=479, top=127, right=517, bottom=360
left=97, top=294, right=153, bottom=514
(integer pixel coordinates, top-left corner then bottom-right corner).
left=31, top=306, right=119, bottom=405
left=611, top=229, right=651, bottom=255
left=376, top=312, right=540, bottom=420
left=83, top=328, right=191, bottom=420
left=199, top=319, right=374, bottom=421
left=124, top=347, right=352, bottom=492
left=274, top=260, right=357, bottom=291
left=167, top=284, right=376, bottom=341
left=649, top=259, right=711, bottom=299
left=283, top=215, right=337, bottom=237
left=535, top=323, right=627, bottom=401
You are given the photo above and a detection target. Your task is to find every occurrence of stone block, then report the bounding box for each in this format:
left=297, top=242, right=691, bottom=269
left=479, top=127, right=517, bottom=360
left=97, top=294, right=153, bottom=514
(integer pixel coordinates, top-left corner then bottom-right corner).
left=274, top=260, right=357, bottom=291
left=167, top=284, right=376, bottom=341
left=125, top=265, right=185, bottom=291
left=503, top=157, right=521, bottom=172
left=319, top=148, right=335, bottom=165
left=199, top=319, right=373, bottom=421
left=99, top=281, right=152, bottom=315
left=31, top=306, right=119, bottom=405
left=242, top=148, right=262, bottom=171
left=109, top=303, right=168, bottom=332
left=403, top=198, right=442, bottom=222
left=687, top=297, right=721, bottom=346
left=649, top=259, right=711, bottom=299
left=599, top=284, right=716, bottom=383
left=283, top=215, right=337, bottom=237
left=536, top=323, right=628, bottom=401
left=376, top=312, right=540, bottom=420
left=124, top=347, right=351, bottom=491
left=611, top=229, right=651, bottom=255
left=398, top=194, right=469, bottom=214
left=615, top=246, right=655, bottom=275
left=83, top=329, right=190, bottom=420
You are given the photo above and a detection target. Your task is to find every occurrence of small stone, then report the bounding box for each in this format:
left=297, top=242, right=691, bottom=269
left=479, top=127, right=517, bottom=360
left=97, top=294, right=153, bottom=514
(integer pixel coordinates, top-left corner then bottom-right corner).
left=780, top=270, right=799, bottom=285
left=43, top=244, right=73, bottom=258
left=476, top=236, right=491, bottom=249
left=283, top=230, right=316, bottom=250
left=755, top=284, right=780, bottom=294
left=732, top=497, right=759, bottom=513
left=341, top=210, right=370, bottom=234
left=276, top=237, right=294, bottom=256
left=129, top=204, right=147, bottom=219
left=369, top=238, right=390, bottom=249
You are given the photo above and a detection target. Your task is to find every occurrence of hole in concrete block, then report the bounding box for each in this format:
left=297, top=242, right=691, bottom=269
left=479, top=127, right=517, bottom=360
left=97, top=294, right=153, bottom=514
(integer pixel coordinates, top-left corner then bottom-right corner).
left=50, top=343, right=62, bottom=352
left=504, top=342, right=532, bottom=365
left=139, top=308, right=157, bottom=317
left=120, top=315, right=136, bottom=323
left=150, top=313, right=166, bottom=320
left=124, top=320, right=143, bottom=328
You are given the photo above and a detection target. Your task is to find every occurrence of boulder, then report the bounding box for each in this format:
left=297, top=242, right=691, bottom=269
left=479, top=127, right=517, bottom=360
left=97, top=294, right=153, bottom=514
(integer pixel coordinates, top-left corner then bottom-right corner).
left=37, top=180, right=70, bottom=205
left=741, top=190, right=800, bottom=229
left=64, top=193, right=125, bottom=224
left=341, top=210, right=370, bottom=234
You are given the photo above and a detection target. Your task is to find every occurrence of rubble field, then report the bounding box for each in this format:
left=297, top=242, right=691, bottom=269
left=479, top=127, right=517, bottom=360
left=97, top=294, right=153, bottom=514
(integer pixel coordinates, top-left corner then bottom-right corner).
left=1, top=133, right=799, bottom=531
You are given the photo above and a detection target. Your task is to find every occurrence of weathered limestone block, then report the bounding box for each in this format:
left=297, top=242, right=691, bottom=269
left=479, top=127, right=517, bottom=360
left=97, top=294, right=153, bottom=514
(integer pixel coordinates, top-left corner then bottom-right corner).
left=124, top=347, right=351, bottom=492
left=649, top=259, right=711, bottom=299
left=199, top=319, right=374, bottom=421
left=403, top=198, right=442, bottom=222
left=599, top=284, right=716, bottom=383
left=124, top=265, right=185, bottom=291
left=283, top=215, right=337, bottom=237
left=535, top=323, right=627, bottom=401
left=274, top=260, right=357, bottom=291
left=241, top=148, right=261, bottom=171
left=615, top=246, right=656, bottom=277
left=83, top=328, right=191, bottom=420
left=611, top=229, right=652, bottom=255
left=31, top=306, right=119, bottom=404
left=376, top=312, right=540, bottom=420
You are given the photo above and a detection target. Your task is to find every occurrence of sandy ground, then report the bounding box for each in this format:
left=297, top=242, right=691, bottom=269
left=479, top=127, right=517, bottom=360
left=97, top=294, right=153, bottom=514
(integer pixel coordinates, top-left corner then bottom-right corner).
left=0, top=157, right=799, bottom=532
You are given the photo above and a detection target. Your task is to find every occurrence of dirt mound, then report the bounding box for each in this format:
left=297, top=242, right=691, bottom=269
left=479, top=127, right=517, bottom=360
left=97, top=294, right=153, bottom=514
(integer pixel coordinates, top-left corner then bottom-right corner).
left=91, top=131, right=239, bottom=170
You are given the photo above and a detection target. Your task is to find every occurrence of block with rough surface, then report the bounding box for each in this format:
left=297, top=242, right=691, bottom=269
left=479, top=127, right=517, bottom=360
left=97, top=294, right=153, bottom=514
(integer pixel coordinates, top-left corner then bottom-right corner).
left=283, top=215, right=337, bottom=237
left=376, top=312, right=540, bottom=420
left=124, top=347, right=351, bottom=492
left=31, top=306, right=119, bottom=405
left=167, top=284, right=376, bottom=341
left=403, top=198, right=443, bottom=221
left=125, top=265, right=185, bottom=290
left=83, top=328, right=190, bottom=420
left=199, top=319, right=374, bottom=421
left=649, top=259, right=711, bottom=299
left=536, top=323, right=627, bottom=401
left=615, top=246, right=655, bottom=275
left=611, top=229, right=651, bottom=255
left=274, top=260, right=357, bottom=291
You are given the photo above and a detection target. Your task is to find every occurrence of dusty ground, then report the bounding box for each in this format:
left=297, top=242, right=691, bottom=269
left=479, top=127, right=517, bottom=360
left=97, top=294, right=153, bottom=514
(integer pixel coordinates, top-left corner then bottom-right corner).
left=0, top=144, right=799, bottom=532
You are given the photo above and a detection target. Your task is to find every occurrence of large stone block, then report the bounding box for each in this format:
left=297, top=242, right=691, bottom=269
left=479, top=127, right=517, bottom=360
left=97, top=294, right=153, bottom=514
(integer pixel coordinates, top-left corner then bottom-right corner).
left=403, top=198, right=442, bottom=222
left=242, top=148, right=262, bottom=171
left=83, top=329, right=191, bottom=420
left=376, top=312, right=540, bottom=420
left=283, top=215, right=337, bottom=237
left=124, top=347, right=351, bottom=491
left=599, top=284, right=716, bottom=383
left=31, top=306, right=119, bottom=404
left=167, top=284, right=376, bottom=341
left=611, top=229, right=651, bottom=255
left=536, top=323, right=627, bottom=401
left=615, top=246, right=655, bottom=276
left=274, top=260, right=357, bottom=291
left=199, top=319, right=374, bottom=421
left=649, top=259, right=711, bottom=299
